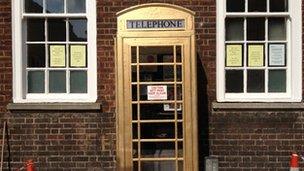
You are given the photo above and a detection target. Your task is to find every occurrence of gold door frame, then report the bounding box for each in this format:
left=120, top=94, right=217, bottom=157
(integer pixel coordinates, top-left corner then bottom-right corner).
left=116, top=3, right=197, bottom=171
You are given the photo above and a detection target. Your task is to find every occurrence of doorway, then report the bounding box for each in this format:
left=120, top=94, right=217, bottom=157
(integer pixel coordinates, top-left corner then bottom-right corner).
left=116, top=4, right=198, bottom=171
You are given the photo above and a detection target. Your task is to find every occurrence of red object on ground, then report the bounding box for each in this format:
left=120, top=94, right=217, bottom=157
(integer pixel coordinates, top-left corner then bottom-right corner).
left=290, top=153, right=299, bottom=168
left=26, top=160, right=35, bottom=171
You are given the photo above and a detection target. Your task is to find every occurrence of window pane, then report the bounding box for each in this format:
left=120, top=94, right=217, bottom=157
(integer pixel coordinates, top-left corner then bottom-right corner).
left=70, top=71, right=87, bottom=93
left=25, top=0, right=43, bottom=13
left=248, top=0, right=266, bottom=12
left=226, top=18, right=244, bottom=41
left=27, top=19, right=45, bottom=41
left=48, top=19, right=66, bottom=41
left=27, top=44, right=45, bottom=67
left=139, top=46, right=174, bottom=63
left=141, top=142, right=175, bottom=158
left=69, top=19, right=87, bottom=41
left=131, top=47, right=137, bottom=63
left=28, top=71, right=44, bottom=93
left=247, top=18, right=265, bottom=40
left=140, top=123, right=175, bottom=139
left=46, top=0, right=64, bottom=13
left=142, top=161, right=175, bottom=170
left=140, top=103, right=175, bottom=120
left=247, top=70, right=265, bottom=92
left=225, top=70, right=243, bottom=93
left=226, top=0, right=245, bottom=12
left=139, top=65, right=175, bottom=82
left=176, top=46, right=182, bottom=63
left=49, top=71, right=66, bottom=93
left=67, top=0, right=86, bottom=13
left=269, top=70, right=286, bottom=92
left=268, top=18, right=286, bottom=40
left=270, top=0, right=288, bottom=12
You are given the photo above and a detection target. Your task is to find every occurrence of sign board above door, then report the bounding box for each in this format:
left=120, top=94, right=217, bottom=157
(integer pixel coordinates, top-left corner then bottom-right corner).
left=127, top=19, right=185, bottom=29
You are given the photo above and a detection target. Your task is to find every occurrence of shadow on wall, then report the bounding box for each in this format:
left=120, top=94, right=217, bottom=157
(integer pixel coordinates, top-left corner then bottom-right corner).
left=196, top=53, right=210, bottom=171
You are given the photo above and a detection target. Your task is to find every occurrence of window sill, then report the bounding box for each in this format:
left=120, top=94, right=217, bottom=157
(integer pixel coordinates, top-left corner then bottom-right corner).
left=212, top=102, right=304, bottom=111
left=7, top=103, right=102, bottom=111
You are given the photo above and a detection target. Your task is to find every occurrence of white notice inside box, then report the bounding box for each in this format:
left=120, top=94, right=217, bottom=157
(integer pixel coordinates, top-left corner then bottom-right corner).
left=147, top=85, right=167, bottom=100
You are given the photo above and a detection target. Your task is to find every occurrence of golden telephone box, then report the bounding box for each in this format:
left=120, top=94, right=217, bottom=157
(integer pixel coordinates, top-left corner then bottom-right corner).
left=116, top=3, right=198, bottom=171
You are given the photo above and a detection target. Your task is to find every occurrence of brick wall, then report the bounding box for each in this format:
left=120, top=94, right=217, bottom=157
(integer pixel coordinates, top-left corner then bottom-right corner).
left=210, top=110, right=304, bottom=170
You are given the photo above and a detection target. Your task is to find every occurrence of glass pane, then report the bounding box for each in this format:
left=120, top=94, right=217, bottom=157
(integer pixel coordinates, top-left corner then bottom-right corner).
left=176, top=46, right=182, bottom=63
left=270, top=0, right=288, bottom=12
left=141, top=161, right=175, bottom=171
left=247, top=18, right=265, bottom=40
left=225, top=18, right=244, bottom=41
left=247, top=70, right=265, bottom=92
left=132, top=85, right=138, bottom=101
left=139, top=46, right=174, bottom=63
left=268, top=18, right=286, bottom=40
left=140, top=104, right=175, bottom=120
left=132, top=104, right=138, bottom=120
left=132, top=66, right=137, bottom=82
left=225, top=70, right=243, bottom=93
left=177, top=103, right=183, bottom=120
left=227, top=0, right=245, bottom=12
left=177, top=84, right=182, bottom=100
left=69, top=19, right=87, bottom=41
left=133, top=123, right=138, bottom=139
left=140, top=123, right=175, bottom=139
left=46, top=0, right=64, bottom=13
left=133, top=161, right=138, bottom=171
left=269, top=70, right=286, bottom=92
left=70, top=71, right=87, bottom=93
left=141, top=142, right=175, bottom=158
left=49, top=71, right=66, bottom=93
left=248, top=0, right=266, bottom=12
left=67, top=0, right=86, bottom=13
left=178, top=122, right=183, bottom=139
left=133, top=142, right=138, bottom=158
left=48, top=19, right=66, bottom=41
left=28, top=71, right=45, bottom=93
left=132, top=47, right=137, bottom=63
left=178, top=161, right=183, bottom=171
left=27, top=19, right=45, bottom=41
left=27, top=44, right=45, bottom=67
left=25, top=0, right=43, bottom=13
left=139, top=65, right=175, bottom=82
left=178, top=142, right=183, bottom=157
left=177, top=65, right=182, bottom=82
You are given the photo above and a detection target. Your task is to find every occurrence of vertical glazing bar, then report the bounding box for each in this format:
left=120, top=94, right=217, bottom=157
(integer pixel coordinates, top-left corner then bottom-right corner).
left=66, top=19, right=70, bottom=93
left=244, top=18, right=247, bottom=93
left=136, top=46, right=141, bottom=171
left=265, top=18, right=269, bottom=93
left=45, top=18, right=49, bottom=93
left=173, top=45, right=179, bottom=171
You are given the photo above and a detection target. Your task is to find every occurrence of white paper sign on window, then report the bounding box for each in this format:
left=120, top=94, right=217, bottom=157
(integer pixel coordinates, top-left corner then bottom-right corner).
left=269, top=44, right=285, bottom=66
left=147, top=85, right=167, bottom=100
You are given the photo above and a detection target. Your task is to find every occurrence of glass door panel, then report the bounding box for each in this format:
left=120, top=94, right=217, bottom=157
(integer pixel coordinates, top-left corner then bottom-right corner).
left=131, top=45, right=184, bottom=171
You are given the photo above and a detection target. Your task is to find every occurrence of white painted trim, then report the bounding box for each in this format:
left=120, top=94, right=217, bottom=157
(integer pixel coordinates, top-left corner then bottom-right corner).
left=216, top=0, right=302, bottom=102
left=12, top=0, right=97, bottom=103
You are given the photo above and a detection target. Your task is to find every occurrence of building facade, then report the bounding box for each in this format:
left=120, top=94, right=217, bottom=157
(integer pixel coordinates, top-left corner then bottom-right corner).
left=0, top=0, right=303, bottom=170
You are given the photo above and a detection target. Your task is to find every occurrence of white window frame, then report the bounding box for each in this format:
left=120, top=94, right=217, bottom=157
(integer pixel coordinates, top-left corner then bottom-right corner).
left=216, top=0, right=302, bottom=102
left=12, top=0, right=97, bottom=103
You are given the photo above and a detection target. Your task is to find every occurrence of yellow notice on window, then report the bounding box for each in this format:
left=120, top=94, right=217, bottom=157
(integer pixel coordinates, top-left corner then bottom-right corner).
left=70, top=45, right=86, bottom=67
left=248, top=45, right=264, bottom=67
left=50, top=45, right=66, bottom=67
left=226, top=44, right=242, bottom=67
